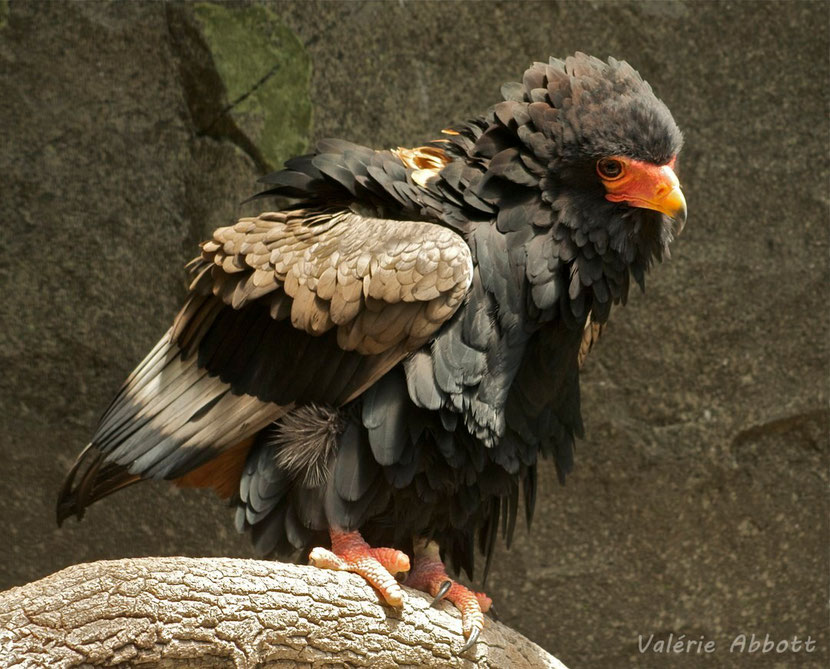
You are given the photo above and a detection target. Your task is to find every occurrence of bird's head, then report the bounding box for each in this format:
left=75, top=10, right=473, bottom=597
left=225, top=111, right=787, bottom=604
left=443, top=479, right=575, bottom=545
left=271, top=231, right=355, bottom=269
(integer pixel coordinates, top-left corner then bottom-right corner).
left=466, top=54, right=685, bottom=315
left=535, top=54, right=685, bottom=233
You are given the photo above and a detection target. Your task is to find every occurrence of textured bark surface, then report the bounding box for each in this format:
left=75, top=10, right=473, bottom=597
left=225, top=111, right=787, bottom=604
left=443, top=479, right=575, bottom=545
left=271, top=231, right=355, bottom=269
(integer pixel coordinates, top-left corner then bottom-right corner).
left=0, top=557, right=566, bottom=669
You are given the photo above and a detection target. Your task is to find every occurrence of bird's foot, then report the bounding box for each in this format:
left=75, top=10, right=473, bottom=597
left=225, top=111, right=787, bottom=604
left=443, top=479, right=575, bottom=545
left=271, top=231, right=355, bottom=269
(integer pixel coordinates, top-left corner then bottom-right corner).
left=308, top=529, right=410, bottom=606
left=406, top=538, right=492, bottom=653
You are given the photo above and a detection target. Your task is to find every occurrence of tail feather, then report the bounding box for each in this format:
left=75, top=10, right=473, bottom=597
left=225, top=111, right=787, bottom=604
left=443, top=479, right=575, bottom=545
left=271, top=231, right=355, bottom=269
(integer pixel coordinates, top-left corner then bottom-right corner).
left=56, top=443, right=141, bottom=526
left=56, top=328, right=284, bottom=526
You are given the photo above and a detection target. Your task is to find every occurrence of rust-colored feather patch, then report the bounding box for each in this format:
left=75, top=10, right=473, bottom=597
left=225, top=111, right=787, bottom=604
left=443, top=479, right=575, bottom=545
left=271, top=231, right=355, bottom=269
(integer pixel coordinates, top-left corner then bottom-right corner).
left=174, top=437, right=254, bottom=499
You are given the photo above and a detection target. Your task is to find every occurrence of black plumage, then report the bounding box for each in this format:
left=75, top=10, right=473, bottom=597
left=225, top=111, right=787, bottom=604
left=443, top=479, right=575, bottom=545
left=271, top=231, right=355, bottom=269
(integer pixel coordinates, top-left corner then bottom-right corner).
left=58, top=54, right=685, bottom=585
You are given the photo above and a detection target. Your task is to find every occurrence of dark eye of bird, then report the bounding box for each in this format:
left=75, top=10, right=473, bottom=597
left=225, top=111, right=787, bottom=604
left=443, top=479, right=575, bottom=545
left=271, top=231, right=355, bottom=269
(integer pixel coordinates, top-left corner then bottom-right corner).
left=597, top=158, right=624, bottom=180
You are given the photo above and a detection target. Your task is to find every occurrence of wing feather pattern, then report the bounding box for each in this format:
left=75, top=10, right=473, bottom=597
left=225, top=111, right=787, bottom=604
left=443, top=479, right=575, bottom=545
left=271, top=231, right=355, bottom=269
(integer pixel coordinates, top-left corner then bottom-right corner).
left=183, top=208, right=473, bottom=359
left=59, top=207, right=472, bottom=522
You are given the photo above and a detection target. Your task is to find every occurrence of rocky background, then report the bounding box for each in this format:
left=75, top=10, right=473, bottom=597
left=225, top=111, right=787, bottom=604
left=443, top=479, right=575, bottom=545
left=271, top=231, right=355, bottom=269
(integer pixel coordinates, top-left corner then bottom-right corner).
left=1, top=1, right=827, bottom=667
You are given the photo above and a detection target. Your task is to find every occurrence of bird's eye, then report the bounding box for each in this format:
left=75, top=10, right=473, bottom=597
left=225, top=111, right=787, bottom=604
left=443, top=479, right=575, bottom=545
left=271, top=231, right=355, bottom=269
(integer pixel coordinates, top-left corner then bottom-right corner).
left=597, top=158, right=624, bottom=180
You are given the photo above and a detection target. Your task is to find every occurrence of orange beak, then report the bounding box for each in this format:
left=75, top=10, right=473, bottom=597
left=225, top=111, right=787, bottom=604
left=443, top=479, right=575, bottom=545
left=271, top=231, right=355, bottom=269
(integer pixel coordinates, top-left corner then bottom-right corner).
left=602, top=157, right=687, bottom=233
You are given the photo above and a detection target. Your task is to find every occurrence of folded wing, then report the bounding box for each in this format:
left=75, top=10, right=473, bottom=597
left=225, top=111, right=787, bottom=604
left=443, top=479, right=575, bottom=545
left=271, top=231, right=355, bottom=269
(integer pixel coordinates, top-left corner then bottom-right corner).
left=58, top=207, right=473, bottom=520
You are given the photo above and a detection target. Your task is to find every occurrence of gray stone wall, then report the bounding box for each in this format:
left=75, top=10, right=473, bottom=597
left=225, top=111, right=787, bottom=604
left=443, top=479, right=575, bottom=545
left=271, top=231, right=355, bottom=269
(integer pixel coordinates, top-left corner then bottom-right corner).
left=1, top=1, right=826, bottom=667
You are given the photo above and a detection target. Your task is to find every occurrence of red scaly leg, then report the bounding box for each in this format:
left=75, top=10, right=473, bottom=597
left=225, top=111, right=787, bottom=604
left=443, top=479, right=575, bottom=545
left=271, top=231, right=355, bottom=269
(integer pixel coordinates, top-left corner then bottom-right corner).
left=308, top=528, right=411, bottom=606
left=405, top=538, right=492, bottom=652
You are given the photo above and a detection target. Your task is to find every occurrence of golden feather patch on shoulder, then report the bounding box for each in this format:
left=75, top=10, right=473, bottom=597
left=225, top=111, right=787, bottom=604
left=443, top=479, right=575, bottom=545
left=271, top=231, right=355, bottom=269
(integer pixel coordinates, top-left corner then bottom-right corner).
left=392, top=145, right=451, bottom=187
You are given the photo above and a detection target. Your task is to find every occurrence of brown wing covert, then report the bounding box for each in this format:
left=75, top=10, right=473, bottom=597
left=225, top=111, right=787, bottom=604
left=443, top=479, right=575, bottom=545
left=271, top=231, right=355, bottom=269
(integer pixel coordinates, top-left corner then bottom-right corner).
left=178, top=208, right=473, bottom=357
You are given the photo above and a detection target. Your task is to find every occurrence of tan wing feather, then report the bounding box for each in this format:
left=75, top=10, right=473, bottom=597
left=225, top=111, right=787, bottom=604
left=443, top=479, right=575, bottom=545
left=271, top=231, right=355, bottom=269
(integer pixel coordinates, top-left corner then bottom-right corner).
left=187, top=208, right=474, bottom=357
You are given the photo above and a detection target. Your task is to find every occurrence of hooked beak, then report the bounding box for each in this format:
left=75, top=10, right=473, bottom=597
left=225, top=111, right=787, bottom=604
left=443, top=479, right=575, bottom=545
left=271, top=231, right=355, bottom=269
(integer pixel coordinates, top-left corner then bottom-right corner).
left=602, top=159, right=687, bottom=233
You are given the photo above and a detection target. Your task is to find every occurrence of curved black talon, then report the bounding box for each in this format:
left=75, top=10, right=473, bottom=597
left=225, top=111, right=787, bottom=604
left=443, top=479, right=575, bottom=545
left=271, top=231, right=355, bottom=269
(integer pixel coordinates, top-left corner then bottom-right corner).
left=430, top=579, right=453, bottom=607
left=459, top=625, right=481, bottom=654
left=488, top=603, right=500, bottom=622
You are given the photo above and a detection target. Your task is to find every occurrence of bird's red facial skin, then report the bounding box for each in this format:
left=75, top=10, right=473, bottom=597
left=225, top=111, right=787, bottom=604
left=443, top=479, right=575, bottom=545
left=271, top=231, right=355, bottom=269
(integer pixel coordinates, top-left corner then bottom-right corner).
left=599, top=156, right=686, bottom=227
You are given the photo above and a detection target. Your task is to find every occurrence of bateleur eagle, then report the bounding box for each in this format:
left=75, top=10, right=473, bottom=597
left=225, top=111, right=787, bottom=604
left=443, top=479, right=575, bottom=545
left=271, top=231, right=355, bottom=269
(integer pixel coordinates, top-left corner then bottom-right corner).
left=58, top=53, right=686, bottom=651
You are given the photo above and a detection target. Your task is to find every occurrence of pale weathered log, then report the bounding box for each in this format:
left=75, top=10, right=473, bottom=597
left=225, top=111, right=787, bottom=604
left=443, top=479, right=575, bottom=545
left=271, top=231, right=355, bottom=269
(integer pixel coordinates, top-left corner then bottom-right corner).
left=0, top=557, right=567, bottom=668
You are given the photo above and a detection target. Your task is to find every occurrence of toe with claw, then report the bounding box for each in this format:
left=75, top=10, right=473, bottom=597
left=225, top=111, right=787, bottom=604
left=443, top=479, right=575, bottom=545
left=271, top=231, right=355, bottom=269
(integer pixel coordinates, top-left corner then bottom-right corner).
left=406, top=538, right=492, bottom=652
left=309, top=529, right=411, bottom=606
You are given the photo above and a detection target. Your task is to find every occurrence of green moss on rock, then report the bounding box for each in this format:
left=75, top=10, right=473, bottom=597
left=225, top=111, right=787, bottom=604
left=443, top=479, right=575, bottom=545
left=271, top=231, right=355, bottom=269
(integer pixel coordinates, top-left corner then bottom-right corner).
left=192, top=2, right=312, bottom=170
